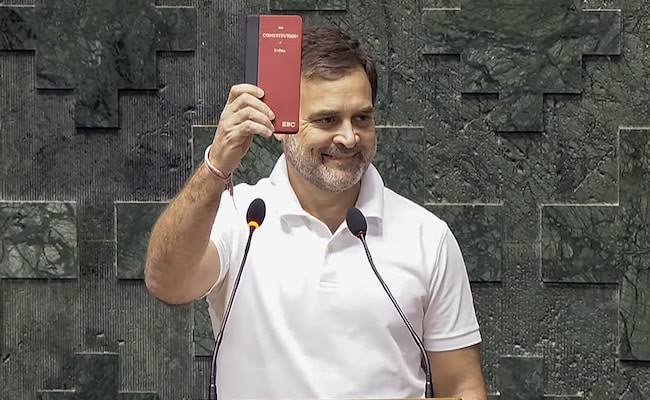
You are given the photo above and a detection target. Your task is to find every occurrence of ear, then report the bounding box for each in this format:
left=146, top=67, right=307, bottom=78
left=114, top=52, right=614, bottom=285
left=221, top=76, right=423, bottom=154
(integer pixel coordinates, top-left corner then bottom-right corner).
left=273, top=133, right=284, bottom=142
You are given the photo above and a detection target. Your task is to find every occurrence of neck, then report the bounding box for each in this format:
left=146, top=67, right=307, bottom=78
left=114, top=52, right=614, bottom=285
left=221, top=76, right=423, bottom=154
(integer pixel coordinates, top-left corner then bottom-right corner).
left=286, top=162, right=361, bottom=234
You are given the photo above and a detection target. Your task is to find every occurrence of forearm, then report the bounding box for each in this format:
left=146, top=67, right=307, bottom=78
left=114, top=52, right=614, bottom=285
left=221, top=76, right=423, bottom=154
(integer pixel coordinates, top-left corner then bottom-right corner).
left=435, top=368, right=487, bottom=400
left=145, top=164, right=224, bottom=302
left=428, top=345, right=487, bottom=400
left=450, top=383, right=488, bottom=400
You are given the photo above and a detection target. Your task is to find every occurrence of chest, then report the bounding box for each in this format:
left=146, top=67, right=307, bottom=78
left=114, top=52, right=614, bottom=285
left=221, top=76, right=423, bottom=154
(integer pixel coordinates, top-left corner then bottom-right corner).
left=234, top=219, right=430, bottom=337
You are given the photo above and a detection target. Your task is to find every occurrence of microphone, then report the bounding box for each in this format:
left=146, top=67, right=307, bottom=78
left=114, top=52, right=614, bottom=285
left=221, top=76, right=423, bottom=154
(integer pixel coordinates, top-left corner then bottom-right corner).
left=209, top=198, right=266, bottom=400
left=346, top=207, right=434, bottom=398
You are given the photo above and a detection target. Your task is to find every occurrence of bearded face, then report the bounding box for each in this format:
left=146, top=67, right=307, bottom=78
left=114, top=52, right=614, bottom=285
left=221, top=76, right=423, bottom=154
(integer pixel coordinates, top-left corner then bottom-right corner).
left=281, top=67, right=376, bottom=193
left=283, top=135, right=376, bottom=192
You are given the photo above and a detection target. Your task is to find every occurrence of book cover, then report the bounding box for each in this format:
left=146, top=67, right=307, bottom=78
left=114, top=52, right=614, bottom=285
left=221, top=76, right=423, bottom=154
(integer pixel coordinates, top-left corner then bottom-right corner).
left=246, top=15, right=303, bottom=134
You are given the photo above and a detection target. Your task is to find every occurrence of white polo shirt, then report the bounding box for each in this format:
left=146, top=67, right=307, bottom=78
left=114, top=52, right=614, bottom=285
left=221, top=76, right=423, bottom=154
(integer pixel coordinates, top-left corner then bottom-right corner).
left=206, top=155, right=481, bottom=399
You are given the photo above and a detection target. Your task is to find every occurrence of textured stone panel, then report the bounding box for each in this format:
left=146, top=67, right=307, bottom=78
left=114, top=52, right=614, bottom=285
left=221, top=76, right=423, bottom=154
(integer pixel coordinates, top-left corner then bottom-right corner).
left=498, top=356, right=544, bottom=400
left=1, top=279, right=81, bottom=399
left=0, top=202, right=78, bottom=279
left=374, top=126, right=425, bottom=204
left=191, top=125, right=216, bottom=170
left=269, top=0, right=347, bottom=10
left=193, top=300, right=213, bottom=357
left=115, top=202, right=167, bottom=280
left=541, top=205, right=618, bottom=283
left=422, top=0, right=621, bottom=132
left=39, top=391, right=76, bottom=400
left=0, top=51, right=37, bottom=199
left=540, top=284, right=616, bottom=397
left=618, top=128, right=650, bottom=361
left=0, top=1, right=196, bottom=128
left=38, top=352, right=158, bottom=399
left=77, top=280, right=193, bottom=398
left=193, top=1, right=248, bottom=123
left=426, top=204, right=503, bottom=282
left=192, top=125, right=282, bottom=185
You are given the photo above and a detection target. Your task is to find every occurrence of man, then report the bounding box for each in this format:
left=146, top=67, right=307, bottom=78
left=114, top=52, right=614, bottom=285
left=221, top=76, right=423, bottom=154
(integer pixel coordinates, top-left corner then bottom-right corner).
left=145, top=26, right=487, bottom=399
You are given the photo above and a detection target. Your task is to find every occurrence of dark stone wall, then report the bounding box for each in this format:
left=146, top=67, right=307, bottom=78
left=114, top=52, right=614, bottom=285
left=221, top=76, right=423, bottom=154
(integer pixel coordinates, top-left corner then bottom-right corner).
left=0, top=0, right=648, bottom=399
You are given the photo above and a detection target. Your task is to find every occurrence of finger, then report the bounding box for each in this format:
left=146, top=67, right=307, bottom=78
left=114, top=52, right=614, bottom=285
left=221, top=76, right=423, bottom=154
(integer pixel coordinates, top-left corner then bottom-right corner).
left=232, top=119, right=274, bottom=139
left=230, top=107, right=275, bottom=133
left=228, top=93, right=275, bottom=120
left=226, top=84, right=264, bottom=105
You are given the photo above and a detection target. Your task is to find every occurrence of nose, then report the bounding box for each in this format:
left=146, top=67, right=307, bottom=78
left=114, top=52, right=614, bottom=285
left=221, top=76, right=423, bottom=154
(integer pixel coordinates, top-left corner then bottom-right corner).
left=333, top=120, right=358, bottom=149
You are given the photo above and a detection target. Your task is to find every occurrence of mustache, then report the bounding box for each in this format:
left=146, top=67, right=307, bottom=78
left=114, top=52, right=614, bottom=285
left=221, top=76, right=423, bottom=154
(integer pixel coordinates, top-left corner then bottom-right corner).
left=321, top=146, right=362, bottom=156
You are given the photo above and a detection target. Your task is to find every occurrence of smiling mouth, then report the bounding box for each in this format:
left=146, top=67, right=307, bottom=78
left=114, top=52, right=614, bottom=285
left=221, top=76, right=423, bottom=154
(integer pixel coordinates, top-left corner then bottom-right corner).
left=322, top=152, right=359, bottom=160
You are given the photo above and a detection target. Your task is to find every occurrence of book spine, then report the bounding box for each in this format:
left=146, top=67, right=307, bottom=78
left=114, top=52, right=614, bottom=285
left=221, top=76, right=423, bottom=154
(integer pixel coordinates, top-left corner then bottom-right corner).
left=245, top=15, right=259, bottom=85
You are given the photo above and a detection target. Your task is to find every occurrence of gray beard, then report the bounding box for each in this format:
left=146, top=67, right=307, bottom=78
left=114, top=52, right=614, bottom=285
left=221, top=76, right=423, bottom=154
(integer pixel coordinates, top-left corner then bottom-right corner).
left=282, top=136, right=375, bottom=193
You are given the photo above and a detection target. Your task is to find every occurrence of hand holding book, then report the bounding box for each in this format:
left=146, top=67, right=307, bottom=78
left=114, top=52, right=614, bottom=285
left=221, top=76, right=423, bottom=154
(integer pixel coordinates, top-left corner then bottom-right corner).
left=207, top=84, right=276, bottom=177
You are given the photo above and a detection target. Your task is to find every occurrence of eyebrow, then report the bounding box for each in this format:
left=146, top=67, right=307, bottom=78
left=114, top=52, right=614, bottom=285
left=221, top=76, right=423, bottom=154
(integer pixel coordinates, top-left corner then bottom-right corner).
left=307, top=106, right=374, bottom=120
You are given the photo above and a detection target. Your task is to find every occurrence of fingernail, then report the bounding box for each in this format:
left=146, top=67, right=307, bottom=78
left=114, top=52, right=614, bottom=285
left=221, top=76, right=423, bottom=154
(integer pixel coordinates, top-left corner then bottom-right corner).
left=258, top=89, right=264, bottom=97
left=269, top=110, right=275, bottom=119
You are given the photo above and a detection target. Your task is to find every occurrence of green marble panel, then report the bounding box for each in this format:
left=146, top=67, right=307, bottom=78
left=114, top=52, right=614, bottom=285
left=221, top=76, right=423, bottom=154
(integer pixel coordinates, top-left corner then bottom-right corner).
left=192, top=125, right=283, bottom=186
left=0, top=202, right=78, bottom=279
left=0, top=1, right=196, bottom=128
left=38, top=352, right=159, bottom=399
left=270, top=0, right=347, bottom=11
left=75, top=352, right=119, bottom=397
left=618, top=128, right=650, bottom=361
left=375, top=127, right=425, bottom=204
left=619, top=267, right=650, bottom=361
left=426, top=204, right=502, bottom=282
left=193, top=300, right=213, bottom=357
left=421, top=0, right=621, bottom=132
left=426, top=95, right=502, bottom=204
left=541, top=205, right=619, bottom=283
left=0, top=5, right=36, bottom=49
left=499, top=125, right=617, bottom=242
left=498, top=356, right=544, bottom=400
left=115, top=202, right=168, bottom=280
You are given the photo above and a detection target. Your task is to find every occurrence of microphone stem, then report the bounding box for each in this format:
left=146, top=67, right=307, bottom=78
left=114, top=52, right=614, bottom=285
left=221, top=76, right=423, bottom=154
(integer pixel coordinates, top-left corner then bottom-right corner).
left=359, top=235, right=434, bottom=398
left=209, top=227, right=255, bottom=400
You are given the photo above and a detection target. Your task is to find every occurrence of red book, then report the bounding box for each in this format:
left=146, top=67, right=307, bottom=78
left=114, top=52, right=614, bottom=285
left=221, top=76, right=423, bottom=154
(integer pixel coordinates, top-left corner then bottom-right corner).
left=246, top=15, right=303, bottom=134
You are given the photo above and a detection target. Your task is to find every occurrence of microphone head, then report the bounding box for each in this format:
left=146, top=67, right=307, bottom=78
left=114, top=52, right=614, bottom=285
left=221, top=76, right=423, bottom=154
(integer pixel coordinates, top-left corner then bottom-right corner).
left=247, top=198, right=266, bottom=230
left=346, top=207, right=367, bottom=238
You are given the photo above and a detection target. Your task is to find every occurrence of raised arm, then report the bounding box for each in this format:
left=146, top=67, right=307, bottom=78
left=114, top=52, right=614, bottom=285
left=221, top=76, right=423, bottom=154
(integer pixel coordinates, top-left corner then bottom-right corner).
left=144, top=84, right=275, bottom=304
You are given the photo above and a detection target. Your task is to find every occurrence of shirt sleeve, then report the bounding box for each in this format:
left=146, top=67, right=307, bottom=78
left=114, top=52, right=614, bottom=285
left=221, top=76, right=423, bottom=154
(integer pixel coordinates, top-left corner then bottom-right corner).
left=422, top=226, right=482, bottom=352
left=202, top=191, right=239, bottom=298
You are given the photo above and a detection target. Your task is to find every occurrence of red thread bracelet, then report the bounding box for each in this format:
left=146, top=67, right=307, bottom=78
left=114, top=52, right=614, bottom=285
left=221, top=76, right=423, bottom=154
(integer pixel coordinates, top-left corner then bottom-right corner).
left=204, top=145, right=234, bottom=197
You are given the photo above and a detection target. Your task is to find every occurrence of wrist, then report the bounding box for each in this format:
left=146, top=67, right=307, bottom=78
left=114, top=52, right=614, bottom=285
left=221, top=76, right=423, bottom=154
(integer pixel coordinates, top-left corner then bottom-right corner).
left=203, top=144, right=234, bottom=196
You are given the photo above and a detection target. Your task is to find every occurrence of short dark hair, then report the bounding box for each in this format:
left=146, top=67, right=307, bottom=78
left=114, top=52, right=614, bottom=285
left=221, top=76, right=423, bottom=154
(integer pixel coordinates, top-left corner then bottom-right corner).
left=301, top=26, right=378, bottom=105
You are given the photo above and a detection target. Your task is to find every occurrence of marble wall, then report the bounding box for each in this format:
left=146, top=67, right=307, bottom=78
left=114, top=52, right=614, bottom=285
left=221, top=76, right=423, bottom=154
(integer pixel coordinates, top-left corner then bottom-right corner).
left=1, top=0, right=648, bottom=399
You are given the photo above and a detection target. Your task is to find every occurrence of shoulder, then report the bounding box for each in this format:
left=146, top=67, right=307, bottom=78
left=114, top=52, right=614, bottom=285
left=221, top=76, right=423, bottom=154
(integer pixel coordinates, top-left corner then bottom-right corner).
left=380, top=188, right=455, bottom=265
left=382, top=188, right=450, bottom=240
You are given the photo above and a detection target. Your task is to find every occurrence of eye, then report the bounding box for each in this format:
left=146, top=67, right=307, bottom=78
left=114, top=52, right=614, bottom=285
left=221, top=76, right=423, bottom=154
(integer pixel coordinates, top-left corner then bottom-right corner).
left=314, top=116, right=337, bottom=126
left=354, top=114, right=373, bottom=126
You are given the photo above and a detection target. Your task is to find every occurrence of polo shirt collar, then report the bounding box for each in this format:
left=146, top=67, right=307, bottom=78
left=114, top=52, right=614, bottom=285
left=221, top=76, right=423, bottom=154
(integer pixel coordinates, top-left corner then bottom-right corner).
left=268, top=154, right=384, bottom=220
